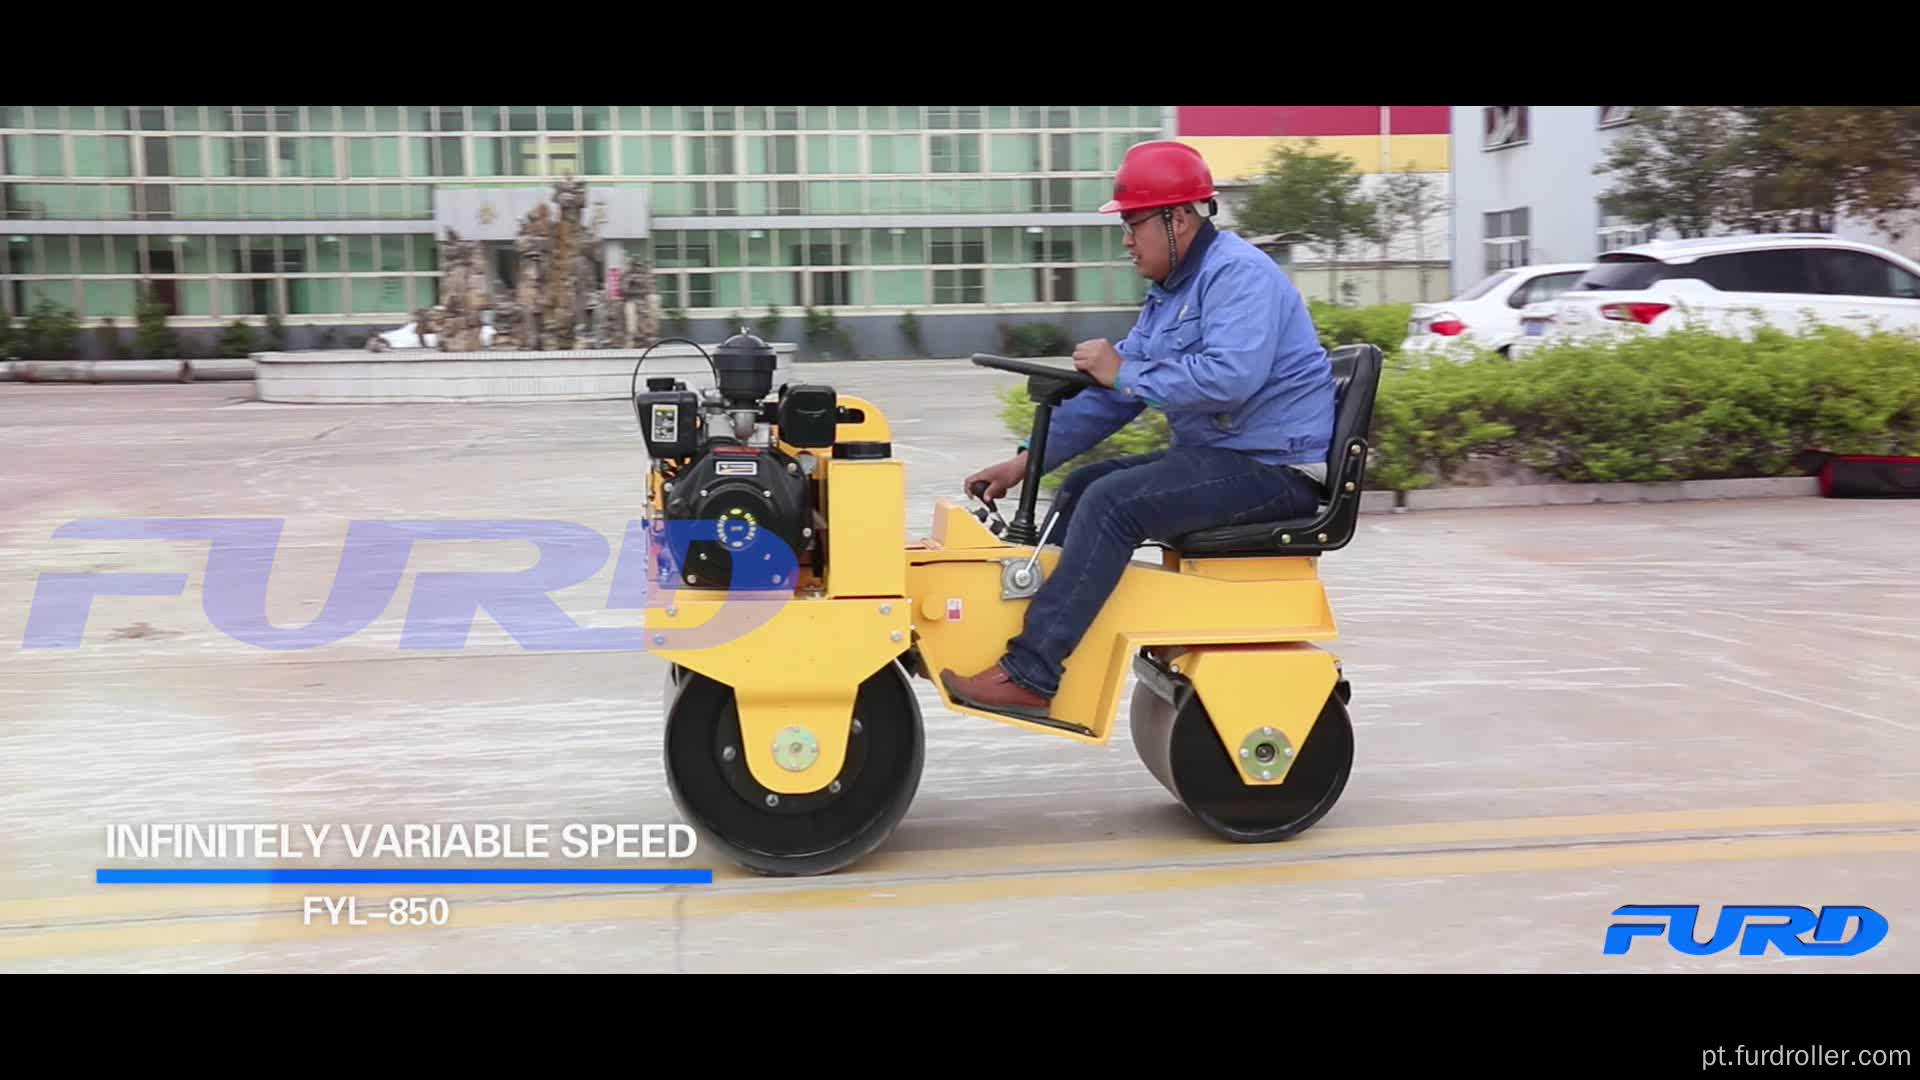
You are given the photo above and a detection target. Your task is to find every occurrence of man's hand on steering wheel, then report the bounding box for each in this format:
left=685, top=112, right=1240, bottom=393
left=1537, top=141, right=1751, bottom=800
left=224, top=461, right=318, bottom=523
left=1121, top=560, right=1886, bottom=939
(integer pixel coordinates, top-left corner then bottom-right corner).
left=1072, top=338, right=1123, bottom=388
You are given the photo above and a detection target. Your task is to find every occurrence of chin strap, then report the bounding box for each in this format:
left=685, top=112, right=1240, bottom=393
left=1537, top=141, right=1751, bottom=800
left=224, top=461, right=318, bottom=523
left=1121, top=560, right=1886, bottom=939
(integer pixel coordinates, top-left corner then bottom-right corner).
left=1162, top=208, right=1179, bottom=279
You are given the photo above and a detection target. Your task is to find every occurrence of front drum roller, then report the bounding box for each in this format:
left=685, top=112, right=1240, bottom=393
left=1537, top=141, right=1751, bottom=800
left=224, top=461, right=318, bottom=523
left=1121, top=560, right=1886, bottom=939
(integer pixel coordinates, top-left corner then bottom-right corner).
left=665, top=659, right=924, bottom=877
left=1129, top=678, right=1354, bottom=843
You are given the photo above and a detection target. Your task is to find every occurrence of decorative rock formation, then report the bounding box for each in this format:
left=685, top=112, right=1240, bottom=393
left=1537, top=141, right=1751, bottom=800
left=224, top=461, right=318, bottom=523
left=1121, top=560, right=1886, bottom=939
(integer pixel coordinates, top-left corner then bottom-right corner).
left=430, top=228, right=492, bottom=352
left=412, top=179, right=654, bottom=352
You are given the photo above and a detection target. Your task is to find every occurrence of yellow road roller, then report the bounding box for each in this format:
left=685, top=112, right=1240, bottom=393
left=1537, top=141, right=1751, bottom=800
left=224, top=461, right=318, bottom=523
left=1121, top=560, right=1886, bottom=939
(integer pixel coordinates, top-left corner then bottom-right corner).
left=633, top=332, right=1382, bottom=876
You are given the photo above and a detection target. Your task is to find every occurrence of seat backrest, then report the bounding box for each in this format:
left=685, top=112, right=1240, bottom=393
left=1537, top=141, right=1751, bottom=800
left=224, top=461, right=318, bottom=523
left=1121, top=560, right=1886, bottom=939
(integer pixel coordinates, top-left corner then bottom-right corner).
left=1322, top=343, right=1384, bottom=492
left=1154, top=342, right=1384, bottom=558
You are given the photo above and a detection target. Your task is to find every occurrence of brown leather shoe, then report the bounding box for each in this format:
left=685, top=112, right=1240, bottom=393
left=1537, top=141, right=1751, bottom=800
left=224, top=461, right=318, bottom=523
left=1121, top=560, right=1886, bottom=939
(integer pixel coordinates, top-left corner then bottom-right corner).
left=940, top=662, right=1052, bottom=720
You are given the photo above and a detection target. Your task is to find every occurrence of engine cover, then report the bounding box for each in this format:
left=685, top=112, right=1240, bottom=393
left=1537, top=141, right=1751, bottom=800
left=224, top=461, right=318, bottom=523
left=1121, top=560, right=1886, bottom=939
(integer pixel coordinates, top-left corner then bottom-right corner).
left=663, top=446, right=809, bottom=590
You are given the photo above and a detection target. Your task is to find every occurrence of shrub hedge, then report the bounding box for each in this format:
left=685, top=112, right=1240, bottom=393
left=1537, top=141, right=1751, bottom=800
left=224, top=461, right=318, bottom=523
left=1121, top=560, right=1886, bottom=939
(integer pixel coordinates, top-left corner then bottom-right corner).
left=998, top=325, right=1920, bottom=492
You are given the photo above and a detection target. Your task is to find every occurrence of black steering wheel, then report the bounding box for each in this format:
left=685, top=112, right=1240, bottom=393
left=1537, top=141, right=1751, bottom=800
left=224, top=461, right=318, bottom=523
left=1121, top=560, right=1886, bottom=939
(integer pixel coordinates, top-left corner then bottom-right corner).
left=971, top=353, right=1099, bottom=389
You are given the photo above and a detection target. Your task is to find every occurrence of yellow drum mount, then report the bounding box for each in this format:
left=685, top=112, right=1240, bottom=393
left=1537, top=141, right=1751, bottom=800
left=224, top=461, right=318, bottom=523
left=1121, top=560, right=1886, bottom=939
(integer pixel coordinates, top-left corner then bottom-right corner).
left=637, top=332, right=1383, bottom=876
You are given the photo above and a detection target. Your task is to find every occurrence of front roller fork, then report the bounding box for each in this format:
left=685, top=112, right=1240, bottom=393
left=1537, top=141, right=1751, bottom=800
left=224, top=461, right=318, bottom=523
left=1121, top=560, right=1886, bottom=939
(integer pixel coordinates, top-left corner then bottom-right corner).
left=1128, top=648, right=1355, bottom=843
left=661, top=659, right=926, bottom=877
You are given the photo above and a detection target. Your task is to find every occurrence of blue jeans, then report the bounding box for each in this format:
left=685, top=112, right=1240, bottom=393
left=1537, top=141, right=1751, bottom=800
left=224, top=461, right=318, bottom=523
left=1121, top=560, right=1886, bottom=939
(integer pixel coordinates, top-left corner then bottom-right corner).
left=997, top=447, right=1324, bottom=698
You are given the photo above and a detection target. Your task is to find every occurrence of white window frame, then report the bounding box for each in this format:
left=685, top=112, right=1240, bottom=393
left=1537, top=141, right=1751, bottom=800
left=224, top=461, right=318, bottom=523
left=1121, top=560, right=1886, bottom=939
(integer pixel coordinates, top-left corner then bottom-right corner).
left=1483, top=106, right=1529, bottom=150
left=1483, top=206, right=1530, bottom=274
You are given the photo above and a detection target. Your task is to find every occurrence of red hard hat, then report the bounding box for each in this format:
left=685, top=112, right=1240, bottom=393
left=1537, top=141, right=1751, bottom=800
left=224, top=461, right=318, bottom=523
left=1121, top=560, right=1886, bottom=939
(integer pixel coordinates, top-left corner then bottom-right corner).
left=1099, top=141, right=1217, bottom=214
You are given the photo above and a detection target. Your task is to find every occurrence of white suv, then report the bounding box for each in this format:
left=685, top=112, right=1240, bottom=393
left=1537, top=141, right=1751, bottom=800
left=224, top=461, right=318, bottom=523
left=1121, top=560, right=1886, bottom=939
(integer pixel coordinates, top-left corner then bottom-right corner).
left=1511, top=234, right=1920, bottom=354
left=1400, top=262, right=1591, bottom=357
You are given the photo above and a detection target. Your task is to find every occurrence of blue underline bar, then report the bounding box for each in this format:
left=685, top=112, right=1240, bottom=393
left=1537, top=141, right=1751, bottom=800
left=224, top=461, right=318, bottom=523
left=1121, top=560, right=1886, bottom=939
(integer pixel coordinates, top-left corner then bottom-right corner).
left=96, top=868, right=714, bottom=885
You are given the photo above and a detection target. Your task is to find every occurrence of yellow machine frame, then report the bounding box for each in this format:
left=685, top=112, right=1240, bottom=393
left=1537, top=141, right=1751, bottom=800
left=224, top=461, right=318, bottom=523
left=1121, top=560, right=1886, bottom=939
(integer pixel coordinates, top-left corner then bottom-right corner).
left=647, top=392, right=1343, bottom=796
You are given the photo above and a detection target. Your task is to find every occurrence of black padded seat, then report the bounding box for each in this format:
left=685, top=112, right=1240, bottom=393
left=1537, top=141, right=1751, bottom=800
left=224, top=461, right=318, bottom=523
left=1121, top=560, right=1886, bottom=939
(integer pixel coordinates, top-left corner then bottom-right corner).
left=1160, top=344, right=1383, bottom=557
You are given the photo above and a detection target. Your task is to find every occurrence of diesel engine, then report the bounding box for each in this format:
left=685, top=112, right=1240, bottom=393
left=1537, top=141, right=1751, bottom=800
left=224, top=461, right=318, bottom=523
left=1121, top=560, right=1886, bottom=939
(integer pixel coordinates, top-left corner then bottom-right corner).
left=632, top=332, right=839, bottom=591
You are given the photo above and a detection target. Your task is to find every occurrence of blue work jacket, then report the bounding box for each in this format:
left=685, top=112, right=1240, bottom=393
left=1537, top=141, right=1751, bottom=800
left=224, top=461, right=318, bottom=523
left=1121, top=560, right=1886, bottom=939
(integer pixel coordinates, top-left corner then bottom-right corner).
left=1031, top=223, right=1335, bottom=475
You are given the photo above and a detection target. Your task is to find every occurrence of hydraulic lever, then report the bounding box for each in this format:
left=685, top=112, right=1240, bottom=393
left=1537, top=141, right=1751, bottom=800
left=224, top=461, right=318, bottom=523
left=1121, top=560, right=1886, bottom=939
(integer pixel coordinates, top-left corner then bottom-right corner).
left=968, top=480, right=1009, bottom=536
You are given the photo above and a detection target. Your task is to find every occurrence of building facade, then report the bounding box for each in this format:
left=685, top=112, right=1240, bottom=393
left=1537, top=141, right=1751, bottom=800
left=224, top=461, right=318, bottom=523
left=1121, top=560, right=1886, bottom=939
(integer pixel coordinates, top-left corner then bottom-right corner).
left=1448, top=105, right=1920, bottom=297
left=1181, top=105, right=1454, bottom=307
left=2, top=105, right=1181, bottom=357
left=2, top=105, right=1458, bottom=360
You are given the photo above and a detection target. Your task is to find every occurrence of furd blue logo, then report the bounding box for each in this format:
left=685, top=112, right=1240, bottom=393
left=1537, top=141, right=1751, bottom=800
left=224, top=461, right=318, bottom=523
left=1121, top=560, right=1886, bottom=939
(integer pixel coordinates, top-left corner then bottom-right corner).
left=1604, top=905, right=1888, bottom=957
left=19, top=517, right=798, bottom=654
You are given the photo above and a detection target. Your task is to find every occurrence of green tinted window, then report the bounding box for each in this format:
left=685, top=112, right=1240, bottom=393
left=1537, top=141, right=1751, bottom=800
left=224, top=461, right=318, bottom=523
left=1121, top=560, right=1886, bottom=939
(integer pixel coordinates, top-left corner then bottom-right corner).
left=748, top=271, right=796, bottom=306
left=171, top=136, right=203, bottom=177
left=991, top=268, right=1035, bottom=303
left=873, top=270, right=925, bottom=305
left=992, top=134, right=1039, bottom=173
left=1073, top=134, right=1101, bottom=170
left=582, top=137, right=610, bottom=175
left=84, top=280, right=137, bottom=317
left=289, top=278, right=341, bottom=314
left=377, top=235, right=408, bottom=272
left=46, top=235, right=78, bottom=273
left=177, top=281, right=209, bottom=315
left=181, top=236, right=211, bottom=272
left=352, top=277, right=408, bottom=313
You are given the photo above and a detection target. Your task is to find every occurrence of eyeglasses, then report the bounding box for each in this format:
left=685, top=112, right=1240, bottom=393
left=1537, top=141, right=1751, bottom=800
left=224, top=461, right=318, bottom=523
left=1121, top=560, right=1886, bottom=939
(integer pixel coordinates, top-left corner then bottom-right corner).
left=1118, top=210, right=1168, bottom=237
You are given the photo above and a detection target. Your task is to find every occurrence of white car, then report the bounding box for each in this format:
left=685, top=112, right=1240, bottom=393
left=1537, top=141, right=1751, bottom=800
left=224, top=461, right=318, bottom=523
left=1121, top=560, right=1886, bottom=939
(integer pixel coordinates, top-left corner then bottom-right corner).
left=1512, top=234, right=1920, bottom=355
left=1400, top=262, right=1591, bottom=357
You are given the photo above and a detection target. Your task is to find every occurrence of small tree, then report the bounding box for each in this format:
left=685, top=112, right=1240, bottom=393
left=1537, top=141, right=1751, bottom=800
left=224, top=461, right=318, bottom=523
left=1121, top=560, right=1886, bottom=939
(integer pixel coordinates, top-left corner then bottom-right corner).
left=754, top=304, right=782, bottom=341
left=999, top=322, right=1072, bottom=358
left=1593, top=106, right=1743, bottom=239
left=1236, top=139, right=1382, bottom=305
left=802, top=306, right=856, bottom=359
left=23, top=297, right=81, bottom=362
left=663, top=304, right=691, bottom=340
left=1729, top=106, right=1920, bottom=239
left=1596, top=105, right=1920, bottom=242
left=217, top=319, right=256, bottom=359
left=1379, top=166, right=1450, bottom=300
left=134, top=287, right=179, bottom=359
left=898, top=310, right=925, bottom=357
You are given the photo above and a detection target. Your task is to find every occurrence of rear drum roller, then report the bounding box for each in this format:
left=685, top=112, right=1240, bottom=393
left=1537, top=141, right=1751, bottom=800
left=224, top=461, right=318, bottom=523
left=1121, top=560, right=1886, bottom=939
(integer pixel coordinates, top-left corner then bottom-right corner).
left=662, top=663, right=687, bottom=706
left=664, top=660, right=924, bottom=876
left=1129, top=685, right=1354, bottom=843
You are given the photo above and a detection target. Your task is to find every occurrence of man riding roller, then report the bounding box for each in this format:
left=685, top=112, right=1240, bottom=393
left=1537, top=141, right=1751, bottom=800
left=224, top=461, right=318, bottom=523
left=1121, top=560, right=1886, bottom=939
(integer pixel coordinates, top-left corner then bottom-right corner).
left=940, top=141, right=1337, bottom=718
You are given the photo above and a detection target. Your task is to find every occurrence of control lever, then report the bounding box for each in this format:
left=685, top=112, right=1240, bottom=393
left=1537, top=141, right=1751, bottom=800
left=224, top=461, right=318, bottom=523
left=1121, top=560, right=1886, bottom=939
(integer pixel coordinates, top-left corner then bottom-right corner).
left=1008, top=500, right=1063, bottom=593
left=968, top=480, right=1008, bottom=536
